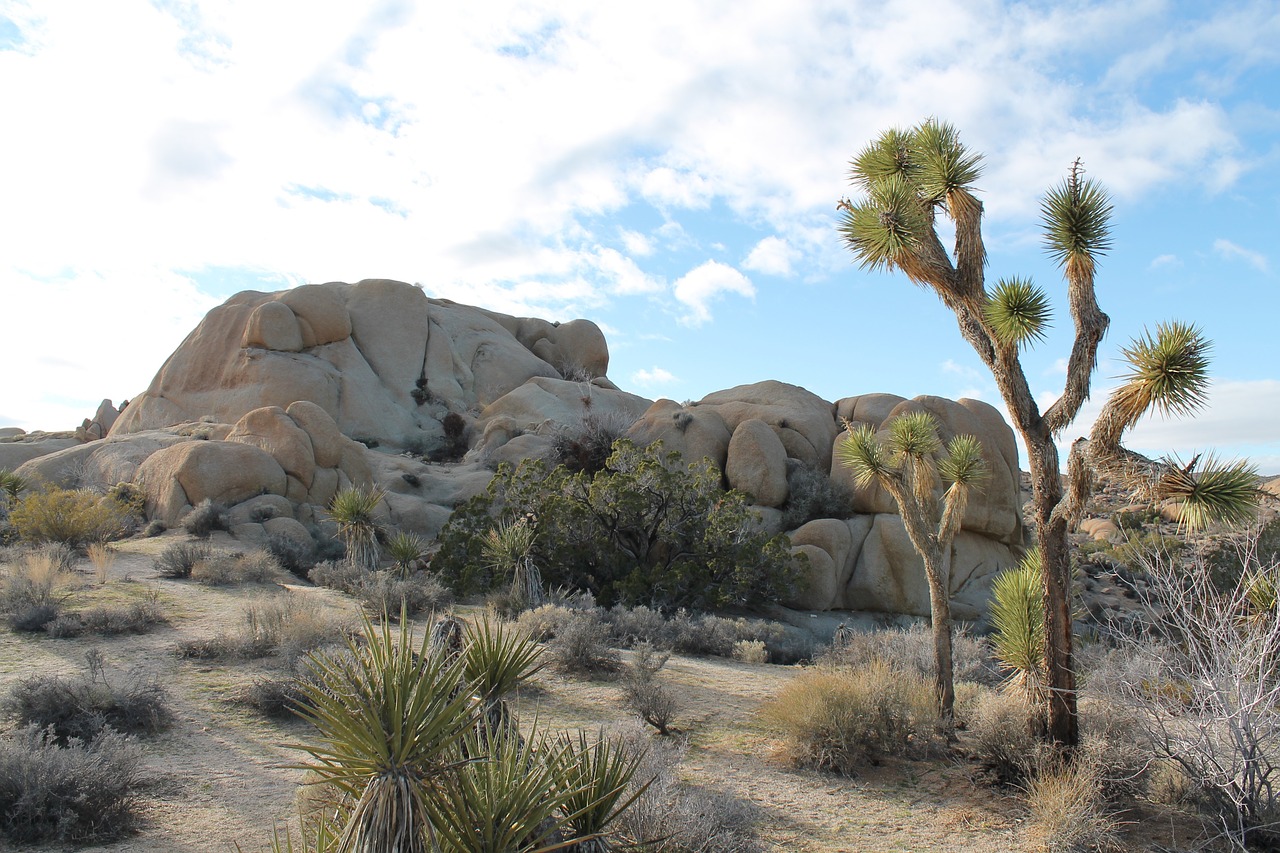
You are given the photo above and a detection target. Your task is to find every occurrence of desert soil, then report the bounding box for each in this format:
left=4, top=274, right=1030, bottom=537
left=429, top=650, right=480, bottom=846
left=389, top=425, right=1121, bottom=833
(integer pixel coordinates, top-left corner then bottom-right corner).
left=0, top=532, right=1210, bottom=853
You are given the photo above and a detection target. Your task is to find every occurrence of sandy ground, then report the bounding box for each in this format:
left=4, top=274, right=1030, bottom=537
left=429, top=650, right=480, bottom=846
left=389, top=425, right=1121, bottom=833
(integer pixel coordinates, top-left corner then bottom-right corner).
left=0, top=532, right=1214, bottom=853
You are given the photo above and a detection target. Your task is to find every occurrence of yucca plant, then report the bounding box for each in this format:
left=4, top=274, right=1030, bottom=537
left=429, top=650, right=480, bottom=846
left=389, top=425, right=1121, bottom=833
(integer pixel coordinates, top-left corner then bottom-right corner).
left=552, top=730, right=649, bottom=852
left=327, top=486, right=385, bottom=572
left=990, top=548, right=1046, bottom=705
left=482, top=515, right=545, bottom=611
left=426, top=724, right=570, bottom=853
left=286, top=611, right=476, bottom=853
left=463, top=615, right=546, bottom=731
left=386, top=531, right=427, bottom=578
left=0, top=469, right=28, bottom=505
left=836, top=410, right=987, bottom=719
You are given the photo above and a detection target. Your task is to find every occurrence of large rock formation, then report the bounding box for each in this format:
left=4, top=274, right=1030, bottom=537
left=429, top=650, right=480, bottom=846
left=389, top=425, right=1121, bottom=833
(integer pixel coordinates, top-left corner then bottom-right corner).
left=12, top=280, right=1025, bottom=622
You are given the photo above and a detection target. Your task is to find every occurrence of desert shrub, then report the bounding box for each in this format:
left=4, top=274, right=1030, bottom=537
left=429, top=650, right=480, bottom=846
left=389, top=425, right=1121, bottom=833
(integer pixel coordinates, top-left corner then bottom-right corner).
left=732, top=639, right=768, bottom=664
left=1202, top=516, right=1280, bottom=592
left=1108, top=551, right=1280, bottom=849
left=105, top=481, right=146, bottom=521
left=606, top=603, right=674, bottom=648
left=154, top=540, right=211, bottom=579
left=8, top=487, right=130, bottom=549
left=967, top=689, right=1042, bottom=786
left=143, top=519, right=166, bottom=537
left=623, top=643, right=678, bottom=735
left=823, top=621, right=1000, bottom=687
left=763, top=657, right=947, bottom=772
left=514, top=602, right=578, bottom=641
left=428, top=411, right=469, bottom=462
left=0, top=724, right=143, bottom=843
left=669, top=610, right=786, bottom=658
left=177, top=595, right=347, bottom=667
left=11, top=604, right=60, bottom=632
left=780, top=464, right=855, bottom=529
left=546, top=610, right=621, bottom=676
left=181, top=497, right=229, bottom=538
left=1110, top=529, right=1181, bottom=574
left=59, top=596, right=167, bottom=637
left=267, top=532, right=318, bottom=578
left=235, top=665, right=327, bottom=720
left=4, top=652, right=170, bottom=743
left=549, top=411, right=634, bottom=475
left=613, top=722, right=762, bottom=853
left=434, top=442, right=797, bottom=610
left=190, top=549, right=283, bottom=585
left=308, top=558, right=366, bottom=592
left=354, top=571, right=454, bottom=618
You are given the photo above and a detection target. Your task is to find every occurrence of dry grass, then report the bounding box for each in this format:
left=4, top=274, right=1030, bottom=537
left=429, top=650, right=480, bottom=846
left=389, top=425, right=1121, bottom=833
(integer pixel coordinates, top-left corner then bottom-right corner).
left=87, top=543, right=116, bottom=585
left=762, top=657, right=947, bottom=772
left=1026, top=757, right=1122, bottom=852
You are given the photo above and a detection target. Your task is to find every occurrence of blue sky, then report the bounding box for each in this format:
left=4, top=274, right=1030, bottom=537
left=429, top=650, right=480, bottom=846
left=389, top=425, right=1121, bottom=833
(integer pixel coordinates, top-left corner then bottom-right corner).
left=2, top=1, right=1278, bottom=472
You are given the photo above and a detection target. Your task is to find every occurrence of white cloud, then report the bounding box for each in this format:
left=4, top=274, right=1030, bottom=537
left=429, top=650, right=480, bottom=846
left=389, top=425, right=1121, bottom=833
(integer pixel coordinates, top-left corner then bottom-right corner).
left=1148, top=254, right=1181, bottom=270
left=1214, top=239, right=1270, bottom=272
left=672, top=261, right=754, bottom=326
left=631, top=366, right=678, bottom=388
left=619, top=229, right=653, bottom=257
left=743, top=236, right=797, bottom=277
left=640, top=167, right=713, bottom=210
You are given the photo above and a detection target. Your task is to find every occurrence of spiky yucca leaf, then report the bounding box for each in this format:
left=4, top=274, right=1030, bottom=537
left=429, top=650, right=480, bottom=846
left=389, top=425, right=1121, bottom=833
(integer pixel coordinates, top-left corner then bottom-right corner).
left=553, top=730, right=649, bottom=846
left=838, top=175, right=929, bottom=272
left=1111, top=322, right=1212, bottom=426
left=911, top=119, right=983, bottom=207
left=386, top=531, right=427, bottom=577
left=990, top=550, right=1045, bottom=695
left=886, top=411, right=943, bottom=460
left=849, top=127, right=917, bottom=190
left=1041, top=165, right=1113, bottom=274
left=327, top=486, right=385, bottom=571
left=836, top=422, right=897, bottom=489
left=983, top=277, right=1051, bottom=349
left=1245, top=568, right=1279, bottom=618
left=424, top=725, right=571, bottom=853
left=939, top=434, right=988, bottom=487
left=0, top=469, right=28, bottom=503
left=1156, top=455, right=1259, bottom=531
left=286, top=612, right=475, bottom=853
left=463, top=616, right=546, bottom=707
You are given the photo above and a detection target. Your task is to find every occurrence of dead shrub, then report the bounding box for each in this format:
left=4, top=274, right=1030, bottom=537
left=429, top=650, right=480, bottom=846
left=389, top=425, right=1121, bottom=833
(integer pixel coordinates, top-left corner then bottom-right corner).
left=623, top=643, right=678, bottom=735
left=1, top=547, right=75, bottom=631
left=176, top=594, right=346, bottom=668
left=967, top=688, right=1042, bottom=786
left=547, top=610, right=621, bottom=676
left=821, top=621, right=1000, bottom=686
left=154, top=541, right=212, bottom=579
left=190, top=549, right=283, bottom=586
left=0, top=725, right=143, bottom=843
left=3, top=651, right=171, bottom=744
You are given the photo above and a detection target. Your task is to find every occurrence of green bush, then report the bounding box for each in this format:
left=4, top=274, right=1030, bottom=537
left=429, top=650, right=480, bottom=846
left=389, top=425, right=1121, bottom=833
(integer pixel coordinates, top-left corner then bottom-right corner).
left=435, top=440, right=798, bottom=610
left=8, top=487, right=130, bottom=549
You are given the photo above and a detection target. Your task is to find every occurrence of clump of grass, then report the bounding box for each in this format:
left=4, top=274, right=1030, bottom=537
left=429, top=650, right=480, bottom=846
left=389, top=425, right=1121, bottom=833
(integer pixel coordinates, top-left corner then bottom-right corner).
left=1026, top=756, right=1122, bottom=853
left=87, top=543, right=116, bottom=585
left=310, top=561, right=453, bottom=617
left=821, top=621, right=1000, bottom=686
left=3, top=650, right=171, bottom=743
left=0, top=724, right=143, bottom=844
left=1, top=547, right=75, bottom=632
left=153, top=541, right=211, bottom=579
left=176, top=594, right=347, bottom=667
left=762, top=657, right=947, bottom=772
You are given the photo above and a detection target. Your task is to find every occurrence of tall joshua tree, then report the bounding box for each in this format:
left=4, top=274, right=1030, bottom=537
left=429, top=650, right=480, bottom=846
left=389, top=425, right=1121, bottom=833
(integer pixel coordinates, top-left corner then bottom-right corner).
left=838, top=119, right=1258, bottom=747
left=837, top=410, right=987, bottom=719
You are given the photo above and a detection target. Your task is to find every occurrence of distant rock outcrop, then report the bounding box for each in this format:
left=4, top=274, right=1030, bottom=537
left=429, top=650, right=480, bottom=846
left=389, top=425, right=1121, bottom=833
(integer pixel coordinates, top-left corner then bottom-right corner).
left=11, top=279, right=1026, bottom=622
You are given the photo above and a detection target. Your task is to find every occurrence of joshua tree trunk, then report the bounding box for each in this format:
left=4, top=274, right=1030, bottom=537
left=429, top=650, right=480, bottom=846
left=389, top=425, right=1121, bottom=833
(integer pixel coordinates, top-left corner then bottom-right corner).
left=924, top=548, right=955, bottom=719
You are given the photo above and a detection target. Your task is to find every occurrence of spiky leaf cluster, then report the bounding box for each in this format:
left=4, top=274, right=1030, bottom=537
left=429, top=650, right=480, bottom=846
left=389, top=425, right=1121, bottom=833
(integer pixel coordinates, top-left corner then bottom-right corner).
left=1041, top=162, right=1113, bottom=274
left=911, top=119, right=984, bottom=210
left=1156, top=455, right=1259, bottom=531
left=939, top=434, right=988, bottom=488
left=1114, top=321, right=1212, bottom=424
left=835, top=422, right=896, bottom=489
left=984, top=277, right=1051, bottom=349
left=989, top=549, right=1045, bottom=693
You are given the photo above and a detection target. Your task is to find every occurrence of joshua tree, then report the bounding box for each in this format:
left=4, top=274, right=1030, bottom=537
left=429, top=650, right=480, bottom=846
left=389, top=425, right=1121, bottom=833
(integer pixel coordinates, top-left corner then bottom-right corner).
left=838, top=119, right=1258, bottom=747
left=837, top=410, right=987, bottom=719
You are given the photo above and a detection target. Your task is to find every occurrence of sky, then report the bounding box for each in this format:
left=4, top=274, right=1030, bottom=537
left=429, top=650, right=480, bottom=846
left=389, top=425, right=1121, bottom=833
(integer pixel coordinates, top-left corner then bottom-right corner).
left=2, top=0, right=1278, bottom=474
